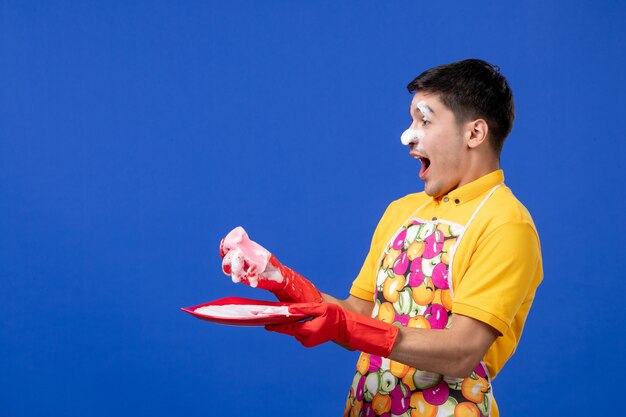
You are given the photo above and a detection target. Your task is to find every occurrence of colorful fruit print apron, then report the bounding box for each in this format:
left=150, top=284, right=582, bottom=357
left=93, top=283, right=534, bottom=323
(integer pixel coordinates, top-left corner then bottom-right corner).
left=344, top=185, right=501, bottom=417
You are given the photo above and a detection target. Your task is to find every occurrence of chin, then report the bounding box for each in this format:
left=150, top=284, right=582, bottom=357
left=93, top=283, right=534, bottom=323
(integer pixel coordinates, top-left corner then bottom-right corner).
left=424, top=181, right=448, bottom=198
left=423, top=184, right=440, bottom=197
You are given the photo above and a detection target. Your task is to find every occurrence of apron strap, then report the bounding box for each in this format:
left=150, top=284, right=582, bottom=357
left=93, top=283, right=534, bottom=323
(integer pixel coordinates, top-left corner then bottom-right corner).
left=447, top=184, right=502, bottom=299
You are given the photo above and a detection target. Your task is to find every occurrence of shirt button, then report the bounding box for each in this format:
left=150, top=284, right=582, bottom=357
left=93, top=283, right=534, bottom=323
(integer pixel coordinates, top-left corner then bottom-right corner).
left=443, top=197, right=449, bottom=203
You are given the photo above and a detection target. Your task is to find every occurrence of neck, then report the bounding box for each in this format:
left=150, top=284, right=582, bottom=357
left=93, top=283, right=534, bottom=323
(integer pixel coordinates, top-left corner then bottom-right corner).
left=458, top=152, right=500, bottom=189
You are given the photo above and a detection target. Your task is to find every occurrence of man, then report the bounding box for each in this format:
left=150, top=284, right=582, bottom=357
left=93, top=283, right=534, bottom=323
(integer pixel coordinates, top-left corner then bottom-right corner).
left=220, top=59, right=542, bottom=417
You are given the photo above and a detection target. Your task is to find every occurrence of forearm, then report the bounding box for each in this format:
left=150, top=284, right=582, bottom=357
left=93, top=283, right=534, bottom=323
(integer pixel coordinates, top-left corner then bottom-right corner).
left=390, top=328, right=473, bottom=377
left=389, top=314, right=498, bottom=378
left=325, top=288, right=466, bottom=370
left=321, top=293, right=348, bottom=308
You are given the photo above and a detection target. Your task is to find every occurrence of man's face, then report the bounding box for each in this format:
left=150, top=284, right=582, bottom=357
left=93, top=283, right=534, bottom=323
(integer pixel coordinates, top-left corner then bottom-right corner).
left=401, top=92, right=471, bottom=198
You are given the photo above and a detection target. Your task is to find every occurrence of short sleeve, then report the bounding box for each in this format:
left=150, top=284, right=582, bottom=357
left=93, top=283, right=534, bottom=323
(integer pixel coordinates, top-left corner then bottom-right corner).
left=349, top=202, right=398, bottom=302
left=350, top=243, right=381, bottom=302
left=452, top=221, right=543, bottom=336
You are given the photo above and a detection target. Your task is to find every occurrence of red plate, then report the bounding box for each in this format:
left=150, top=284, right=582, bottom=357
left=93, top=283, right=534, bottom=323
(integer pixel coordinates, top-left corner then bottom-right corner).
left=181, top=296, right=308, bottom=326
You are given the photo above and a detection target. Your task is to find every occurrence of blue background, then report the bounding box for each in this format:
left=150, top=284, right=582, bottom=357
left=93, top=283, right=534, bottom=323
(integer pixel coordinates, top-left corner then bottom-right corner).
left=2, top=1, right=625, bottom=416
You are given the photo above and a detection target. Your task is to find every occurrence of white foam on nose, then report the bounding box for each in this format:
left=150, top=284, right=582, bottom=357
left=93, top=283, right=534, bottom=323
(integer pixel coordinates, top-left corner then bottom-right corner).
left=401, top=128, right=424, bottom=145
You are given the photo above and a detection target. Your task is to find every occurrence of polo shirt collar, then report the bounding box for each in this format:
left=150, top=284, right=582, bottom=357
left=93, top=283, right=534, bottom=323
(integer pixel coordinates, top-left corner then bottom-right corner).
left=438, top=170, right=504, bottom=205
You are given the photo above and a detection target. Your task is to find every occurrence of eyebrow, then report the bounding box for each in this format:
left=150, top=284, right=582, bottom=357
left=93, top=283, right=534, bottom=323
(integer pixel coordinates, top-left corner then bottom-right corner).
left=416, top=101, right=435, bottom=115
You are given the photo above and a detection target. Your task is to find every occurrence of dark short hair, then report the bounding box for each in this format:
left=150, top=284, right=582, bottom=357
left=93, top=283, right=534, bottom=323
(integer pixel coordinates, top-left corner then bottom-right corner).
left=407, top=59, right=515, bottom=156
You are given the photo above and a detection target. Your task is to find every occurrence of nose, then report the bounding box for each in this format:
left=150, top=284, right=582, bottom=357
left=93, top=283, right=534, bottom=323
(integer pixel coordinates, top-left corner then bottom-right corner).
left=400, top=128, right=423, bottom=146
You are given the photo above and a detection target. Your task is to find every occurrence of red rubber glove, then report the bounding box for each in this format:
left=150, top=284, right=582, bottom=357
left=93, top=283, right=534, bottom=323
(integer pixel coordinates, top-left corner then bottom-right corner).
left=220, top=227, right=322, bottom=303
left=266, top=302, right=399, bottom=358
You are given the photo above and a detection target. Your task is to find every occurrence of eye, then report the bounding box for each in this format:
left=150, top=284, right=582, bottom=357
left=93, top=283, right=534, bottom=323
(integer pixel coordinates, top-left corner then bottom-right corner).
left=421, top=117, right=431, bottom=126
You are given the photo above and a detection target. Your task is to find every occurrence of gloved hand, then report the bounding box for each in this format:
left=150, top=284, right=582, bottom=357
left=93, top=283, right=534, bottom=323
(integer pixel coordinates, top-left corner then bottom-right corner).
left=220, top=226, right=323, bottom=303
left=265, top=302, right=399, bottom=358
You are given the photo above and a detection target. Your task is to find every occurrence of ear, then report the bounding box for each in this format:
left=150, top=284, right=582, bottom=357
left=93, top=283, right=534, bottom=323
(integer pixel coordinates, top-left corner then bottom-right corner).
left=466, top=119, right=489, bottom=149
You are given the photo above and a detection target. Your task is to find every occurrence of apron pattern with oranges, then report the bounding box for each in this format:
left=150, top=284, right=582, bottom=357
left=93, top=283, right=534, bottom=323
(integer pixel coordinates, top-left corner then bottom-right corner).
left=345, top=187, right=501, bottom=417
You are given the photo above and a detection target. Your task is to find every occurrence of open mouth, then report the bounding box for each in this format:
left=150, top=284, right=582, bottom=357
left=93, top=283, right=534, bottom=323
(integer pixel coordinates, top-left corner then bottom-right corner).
left=418, top=157, right=431, bottom=179
left=409, top=144, right=430, bottom=180
left=411, top=148, right=431, bottom=179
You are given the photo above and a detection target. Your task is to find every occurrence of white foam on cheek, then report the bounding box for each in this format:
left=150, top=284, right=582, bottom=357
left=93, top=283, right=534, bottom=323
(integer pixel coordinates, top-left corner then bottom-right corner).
left=401, top=128, right=425, bottom=145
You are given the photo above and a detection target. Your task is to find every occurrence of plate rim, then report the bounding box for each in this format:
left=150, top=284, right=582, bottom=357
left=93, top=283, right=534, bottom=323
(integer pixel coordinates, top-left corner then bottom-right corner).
left=181, top=296, right=307, bottom=326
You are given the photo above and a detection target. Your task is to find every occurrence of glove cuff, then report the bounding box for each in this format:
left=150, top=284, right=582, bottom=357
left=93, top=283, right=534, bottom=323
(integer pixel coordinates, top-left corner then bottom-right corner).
left=344, top=310, right=399, bottom=358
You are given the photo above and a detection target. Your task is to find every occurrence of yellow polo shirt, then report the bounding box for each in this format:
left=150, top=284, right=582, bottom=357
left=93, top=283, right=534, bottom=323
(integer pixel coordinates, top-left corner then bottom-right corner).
left=350, top=170, right=543, bottom=379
